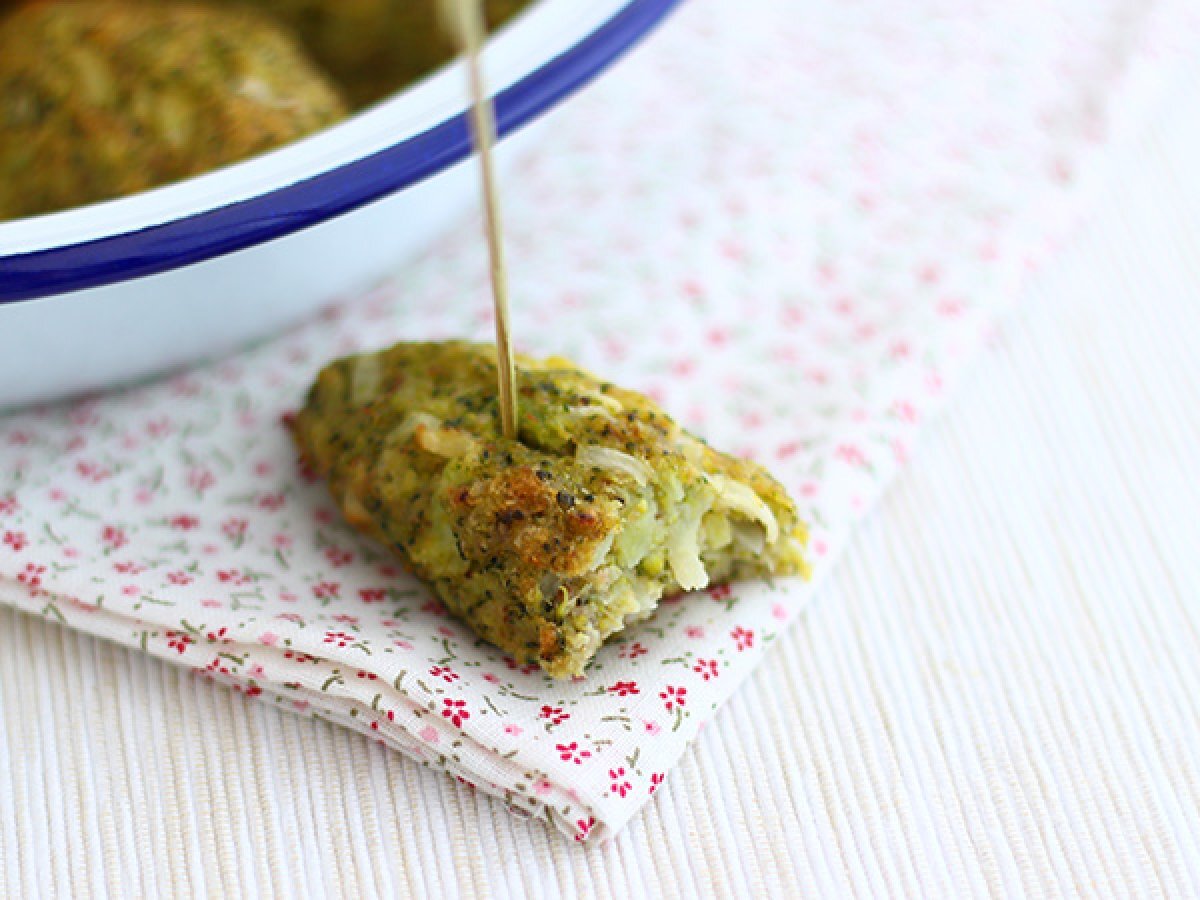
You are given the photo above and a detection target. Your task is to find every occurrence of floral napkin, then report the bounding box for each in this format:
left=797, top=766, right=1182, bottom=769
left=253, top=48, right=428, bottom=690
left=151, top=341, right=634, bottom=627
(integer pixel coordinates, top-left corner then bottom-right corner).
left=1, top=0, right=1194, bottom=842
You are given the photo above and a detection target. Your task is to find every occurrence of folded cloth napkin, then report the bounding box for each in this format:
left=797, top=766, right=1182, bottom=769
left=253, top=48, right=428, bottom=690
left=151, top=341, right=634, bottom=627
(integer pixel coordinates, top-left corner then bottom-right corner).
left=1, top=0, right=1194, bottom=842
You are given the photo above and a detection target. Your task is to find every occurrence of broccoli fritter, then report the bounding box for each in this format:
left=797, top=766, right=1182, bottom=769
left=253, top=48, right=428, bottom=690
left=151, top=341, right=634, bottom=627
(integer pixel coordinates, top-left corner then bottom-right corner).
left=0, top=1, right=347, bottom=219
left=293, top=342, right=809, bottom=678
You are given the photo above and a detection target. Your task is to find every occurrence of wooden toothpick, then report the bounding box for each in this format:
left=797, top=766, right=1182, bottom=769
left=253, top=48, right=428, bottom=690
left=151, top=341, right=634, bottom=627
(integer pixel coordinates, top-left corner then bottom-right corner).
left=440, top=0, right=518, bottom=440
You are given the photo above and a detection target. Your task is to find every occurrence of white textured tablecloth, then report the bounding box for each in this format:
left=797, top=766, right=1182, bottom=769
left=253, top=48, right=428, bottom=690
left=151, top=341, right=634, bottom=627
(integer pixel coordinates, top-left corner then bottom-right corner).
left=5, top=14, right=1200, bottom=900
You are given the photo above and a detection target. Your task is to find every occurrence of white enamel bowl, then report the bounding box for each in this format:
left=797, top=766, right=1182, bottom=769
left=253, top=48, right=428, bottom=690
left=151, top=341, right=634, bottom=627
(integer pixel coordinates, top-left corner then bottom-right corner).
left=0, top=0, right=678, bottom=411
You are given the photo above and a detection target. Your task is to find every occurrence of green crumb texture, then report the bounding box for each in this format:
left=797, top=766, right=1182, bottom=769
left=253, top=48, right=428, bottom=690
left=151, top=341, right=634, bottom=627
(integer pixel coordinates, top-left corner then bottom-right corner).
left=0, top=1, right=347, bottom=219
left=292, top=341, right=810, bottom=679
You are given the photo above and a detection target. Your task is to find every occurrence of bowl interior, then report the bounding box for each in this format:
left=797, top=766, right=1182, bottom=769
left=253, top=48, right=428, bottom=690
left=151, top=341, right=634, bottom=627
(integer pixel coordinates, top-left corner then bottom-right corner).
left=0, top=0, right=633, bottom=258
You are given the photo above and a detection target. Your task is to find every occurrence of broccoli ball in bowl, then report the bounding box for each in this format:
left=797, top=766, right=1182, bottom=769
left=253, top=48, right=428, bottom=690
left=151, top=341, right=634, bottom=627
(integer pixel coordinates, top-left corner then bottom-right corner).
left=237, top=0, right=533, bottom=108
left=0, top=1, right=347, bottom=219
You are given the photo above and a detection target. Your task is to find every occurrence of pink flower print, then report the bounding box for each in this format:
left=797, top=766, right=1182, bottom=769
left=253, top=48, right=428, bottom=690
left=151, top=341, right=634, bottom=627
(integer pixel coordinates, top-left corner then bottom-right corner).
left=166, top=571, right=193, bottom=586
left=75, top=460, right=111, bottom=483
left=706, top=326, right=731, bottom=347
left=169, top=514, right=200, bottom=530
left=619, top=641, right=648, bottom=660
left=170, top=375, right=200, bottom=397
left=503, top=724, right=522, bottom=736
left=889, top=339, right=912, bottom=360
left=101, top=525, right=127, bottom=550
left=313, top=508, right=335, bottom=525
left=48, top=489, right=67, bottom=502
left=164, top=631, right=193, bottom=654
left=600, top=336, right=626, bottom=362
left=533, top=779, right=552, bottom=797
left=556, top=742, right=591, bottom=765
left=355, top=671, right=378, bottom=681
left=272, top=533, right=293, bottom=550
left=430, top=665, right=459, bottom=684
left=278, top=590, right=297, bottom=603
left=206, top=627, right=229, bottom=643
left=693, top=658, right=720, bottom=681
left=775, top=441, right=802, bottom=462
left=649, top=773, right=665, bottom=794
left=502, top=655, right=538, bottom=676
left=540, top=705, right=570, bottom=726
left=835, top=444, right=867, bottom=467
left=938, top=297, right=964, bottom=317
left=358, top=588, right=386, bottom=603
left=671, top=357, right=697, bottom=377
left=781, top=304, right=806, bottom=327
left=221, top=518, right=248, bottom=544
left=257, top=494, right=285, bottom=514
left=332, top=613, right=358, bottom=625
left=893, top=400, right=918, bottom=423
left=258, top=632, right=279, bottom=647
left=283, top=648, right=317, bottom=662
left=483, top=673, right=500, bottom=685
left=121, top=585, right=140, bottom=597
left=0, top=496, right=17, bottom=516
left=418, top=725, right=439, bottom=743
left=187, top=467, right=215, bottom=495
left=248, top=664, right=265, bottom=678
left=684, top=625, right=705, bottom=639
left=708, top=584, right=732, bottom=601
left=6, top=430, right=31, bottom=446
left=254, top=461, right=274, bottom=478
left=608, top=680, right=640, bottom=697
left=378, top=564, right=401, bottom=578
left=421, top=599, right=447, bottom=617
left=323, top=630, right=354, bottom=648
left=574, top=817, right=595, bottom=842
left=144, top=417, right=172, bottom=438
left=113, top=560, right=145, bottom=575
left=323, top=546, right=354, bottom=567
left=731, top=626, right=755, bottom=652
left=436, top=625, right=455, bottom=638
left=17, top=562, right=45, bottom=589
left=217, top=569, right=249, bottom=586
left=643, top=720, right=662, bottom=736
left=201, top=598, right=222, bottom=609
left=2, top=530, right=27, bottom=552
left=441, top=698, right=469, bottom=728
left=659, top=685, right=687, bottom=712
left=312, top=580, right=340, bottom=600
left=296, top=459, right=320, bottom=484
left=918, top=262, right=942, bottom=285
left=243, top=685, right=263, bottom=698
left=609, top=768, right=632, bottom=798
left=772, top=603, right=788, bottom=621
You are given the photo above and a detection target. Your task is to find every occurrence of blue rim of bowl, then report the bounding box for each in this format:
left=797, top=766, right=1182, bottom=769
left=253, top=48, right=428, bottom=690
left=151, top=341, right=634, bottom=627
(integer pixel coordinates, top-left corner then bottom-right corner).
left=0, top=0, right=681, bottom=305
